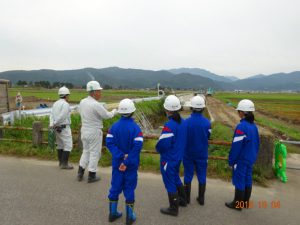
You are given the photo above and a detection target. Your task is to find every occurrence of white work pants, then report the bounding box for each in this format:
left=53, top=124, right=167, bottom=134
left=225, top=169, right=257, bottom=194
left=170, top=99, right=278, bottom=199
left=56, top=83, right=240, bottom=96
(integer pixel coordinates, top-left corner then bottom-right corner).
left=56, top=126, right=73, bottom=152
left=79, top=129, right=103, bottom=172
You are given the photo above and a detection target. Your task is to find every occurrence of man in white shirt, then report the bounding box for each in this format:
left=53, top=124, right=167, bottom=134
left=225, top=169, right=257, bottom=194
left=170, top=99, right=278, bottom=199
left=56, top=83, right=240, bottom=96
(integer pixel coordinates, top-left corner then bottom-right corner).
left=77, top=81, right=117, bottom=183
left=50, top=86, right=73, bottom=170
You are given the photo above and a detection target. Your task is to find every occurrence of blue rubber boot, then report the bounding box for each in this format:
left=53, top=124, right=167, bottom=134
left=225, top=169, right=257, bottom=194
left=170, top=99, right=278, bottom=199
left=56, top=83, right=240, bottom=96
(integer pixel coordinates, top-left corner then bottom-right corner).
left=126, top=203, right=136, bottom=225
left=109, top=201, right=122, bottom=222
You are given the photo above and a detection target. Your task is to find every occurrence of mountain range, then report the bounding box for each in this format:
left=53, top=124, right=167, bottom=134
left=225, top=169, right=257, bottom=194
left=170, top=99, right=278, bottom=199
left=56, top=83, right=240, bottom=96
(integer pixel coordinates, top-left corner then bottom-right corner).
left=168, top=68, right=239, bottom=82
left=0, top=67, right=299, bottom=91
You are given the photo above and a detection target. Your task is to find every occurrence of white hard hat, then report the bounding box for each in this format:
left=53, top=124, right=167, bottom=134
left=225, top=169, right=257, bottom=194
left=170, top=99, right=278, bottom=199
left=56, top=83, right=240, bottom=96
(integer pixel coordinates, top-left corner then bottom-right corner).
left=163, top=95, right=181, bottom=111
left=86, top=81, right=103, bottom=92
left=191, top=96, right=205, bottom=109
left=58, top=86, right=70, bottom=96
left=236, top=99, right=255, bottom=112
left=118, top=98, right=136, bottom=114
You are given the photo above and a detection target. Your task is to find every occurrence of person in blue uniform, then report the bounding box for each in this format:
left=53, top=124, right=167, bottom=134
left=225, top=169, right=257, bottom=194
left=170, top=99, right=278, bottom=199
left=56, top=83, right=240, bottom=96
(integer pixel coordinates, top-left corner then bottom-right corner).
left=225, top=99, right=260, bottom=211
left=183, top=95, right=211, bottom=205
left=106, top=99, right=143, bottom=224
left=156, top=95, right=187, bottom=217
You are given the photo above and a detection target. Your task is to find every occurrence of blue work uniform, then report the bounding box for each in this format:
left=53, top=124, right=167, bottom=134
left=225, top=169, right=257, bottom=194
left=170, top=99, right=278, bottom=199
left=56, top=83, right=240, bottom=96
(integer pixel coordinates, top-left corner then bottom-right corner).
left=156, top=117, right=186, bottom=194
left=183, top=113, right=211, bottom=185
left=106, top=117, right=143, bottom=203
left=229, top=119, right=260, bottom=191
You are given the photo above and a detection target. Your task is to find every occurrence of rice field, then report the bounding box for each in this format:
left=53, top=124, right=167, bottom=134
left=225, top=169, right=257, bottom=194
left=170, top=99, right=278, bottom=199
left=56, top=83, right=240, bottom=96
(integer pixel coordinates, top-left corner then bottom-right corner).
left=215, top=92, right=300, bottom=124
left=8, top=88, right=158, bottom=103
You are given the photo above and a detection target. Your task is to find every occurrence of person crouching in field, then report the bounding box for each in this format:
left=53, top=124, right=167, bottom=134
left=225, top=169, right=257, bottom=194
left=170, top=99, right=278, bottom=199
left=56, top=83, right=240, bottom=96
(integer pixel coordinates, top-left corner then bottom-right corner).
left=106, top=99, right=143, bottom=225
left=183, top=95, right=211, bottom=205
left=49, top=86, right=73, bottom=169
left=225, top=99, right=260, bottom=210
left=156, top=95, right=187, bottom=217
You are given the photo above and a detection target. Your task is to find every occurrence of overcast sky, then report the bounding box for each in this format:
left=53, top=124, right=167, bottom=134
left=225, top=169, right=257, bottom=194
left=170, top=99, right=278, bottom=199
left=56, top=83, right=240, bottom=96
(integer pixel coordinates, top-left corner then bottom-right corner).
left=0, top=0, right=299, bottom=78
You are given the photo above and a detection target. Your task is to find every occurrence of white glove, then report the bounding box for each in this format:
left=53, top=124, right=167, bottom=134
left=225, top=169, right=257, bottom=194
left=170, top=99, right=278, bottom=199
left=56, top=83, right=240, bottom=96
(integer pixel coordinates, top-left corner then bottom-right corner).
left=111, top=109, right=118, bottom=116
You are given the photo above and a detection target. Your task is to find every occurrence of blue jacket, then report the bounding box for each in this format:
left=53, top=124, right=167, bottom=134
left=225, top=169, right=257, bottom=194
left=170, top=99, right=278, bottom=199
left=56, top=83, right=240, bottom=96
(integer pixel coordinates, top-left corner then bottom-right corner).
left=156, top=117, right=187, bottom=163
left=106, top=117, right=143, bottom=170
left=184, top=113, right=211, bottom=160
left=228, top=119, right=260, bottom=166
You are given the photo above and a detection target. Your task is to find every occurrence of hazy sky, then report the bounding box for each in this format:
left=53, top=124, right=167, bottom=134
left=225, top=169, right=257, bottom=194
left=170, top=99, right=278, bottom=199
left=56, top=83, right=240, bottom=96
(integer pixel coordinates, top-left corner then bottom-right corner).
left=0, top=0, right=299, bottom=78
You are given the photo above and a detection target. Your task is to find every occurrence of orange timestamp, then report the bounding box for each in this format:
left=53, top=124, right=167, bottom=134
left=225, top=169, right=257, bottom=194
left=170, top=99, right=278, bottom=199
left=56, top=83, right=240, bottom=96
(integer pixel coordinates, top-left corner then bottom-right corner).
left=235, top=200, right=281, bottom=209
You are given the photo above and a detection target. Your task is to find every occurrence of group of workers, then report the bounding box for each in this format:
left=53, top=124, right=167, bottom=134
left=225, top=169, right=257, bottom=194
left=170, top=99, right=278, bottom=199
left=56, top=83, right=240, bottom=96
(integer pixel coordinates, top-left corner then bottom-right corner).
left=50, top=81, right=260, bottom=225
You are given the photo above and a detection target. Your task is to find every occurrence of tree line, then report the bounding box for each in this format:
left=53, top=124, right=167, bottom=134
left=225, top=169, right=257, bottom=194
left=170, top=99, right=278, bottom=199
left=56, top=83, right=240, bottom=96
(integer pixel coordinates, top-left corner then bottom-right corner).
left=16, top=80, right=74, bottom=89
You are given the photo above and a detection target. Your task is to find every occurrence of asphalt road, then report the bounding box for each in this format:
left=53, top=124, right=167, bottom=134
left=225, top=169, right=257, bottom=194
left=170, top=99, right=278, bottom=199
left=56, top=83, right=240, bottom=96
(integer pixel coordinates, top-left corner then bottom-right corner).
left=0, top=156, right=299, bottom=225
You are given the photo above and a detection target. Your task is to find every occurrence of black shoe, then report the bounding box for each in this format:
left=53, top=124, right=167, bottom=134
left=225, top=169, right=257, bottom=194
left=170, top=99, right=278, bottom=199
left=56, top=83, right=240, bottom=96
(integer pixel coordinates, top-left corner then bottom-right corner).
left=225, top=188, right=245, bottom=211
left=184, top=183, right=191, bottom=204
left=60, top=151, right=73, bottom=170
left=197, top=183, right=206, bottom=205
left=244, top=186, right=252, bottom=208
left=87, top=172, right=101, bottom=183
left=77, top=166, right=85, bottom=181
left=57, top=149, right=63, bottom=167
left=160, top=193, right=179, bottom=216
left=177, top=185, right=187, bottom=207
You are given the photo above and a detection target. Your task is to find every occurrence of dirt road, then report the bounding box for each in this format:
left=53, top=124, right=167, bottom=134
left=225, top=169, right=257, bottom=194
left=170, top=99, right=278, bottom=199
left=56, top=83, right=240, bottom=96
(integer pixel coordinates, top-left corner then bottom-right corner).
left=206, top=97, right=240, bottom=127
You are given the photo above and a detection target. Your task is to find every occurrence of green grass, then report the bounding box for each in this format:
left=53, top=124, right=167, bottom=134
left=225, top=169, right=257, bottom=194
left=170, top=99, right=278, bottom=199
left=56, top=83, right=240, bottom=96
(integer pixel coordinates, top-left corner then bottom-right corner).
left=215, top=92, right=300, bottom=102
left=207, top=122, right=232, bottom=180
left=8, top=88, right=157, bottom=103
left=209, top=122, right=232, bottom=159
left=139, top=153, right=160, bottom=172
left=210, top=122, right=233, bottom=142
left=256, top=117, right=300, bottom=140
left=143, top=139, right=156, bottom=151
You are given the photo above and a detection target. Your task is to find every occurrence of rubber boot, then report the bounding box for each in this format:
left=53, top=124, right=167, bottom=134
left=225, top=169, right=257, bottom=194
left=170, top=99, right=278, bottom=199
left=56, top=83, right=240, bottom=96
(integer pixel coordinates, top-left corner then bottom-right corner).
left=197, top=183, right=206, bottom=205
left=77, top=166, right=85, bottom=181
left=177, top=185, right=187, bottom=207
left=109, top=201, right=122, bottom=222
left=225, top=188, right=245, bottom=211
left=87, top=171, right=101, bottom=183
left=60, top=151, right=73, bottom=170
left=57, top=149, right=63, bottom=167
left=244, top=186, right=252, bottom=208
left=126, top=202, right=136, bottom=225
left=184, top=183, right=191, bottom=204
left=160, top=193, right=179, bottom=216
